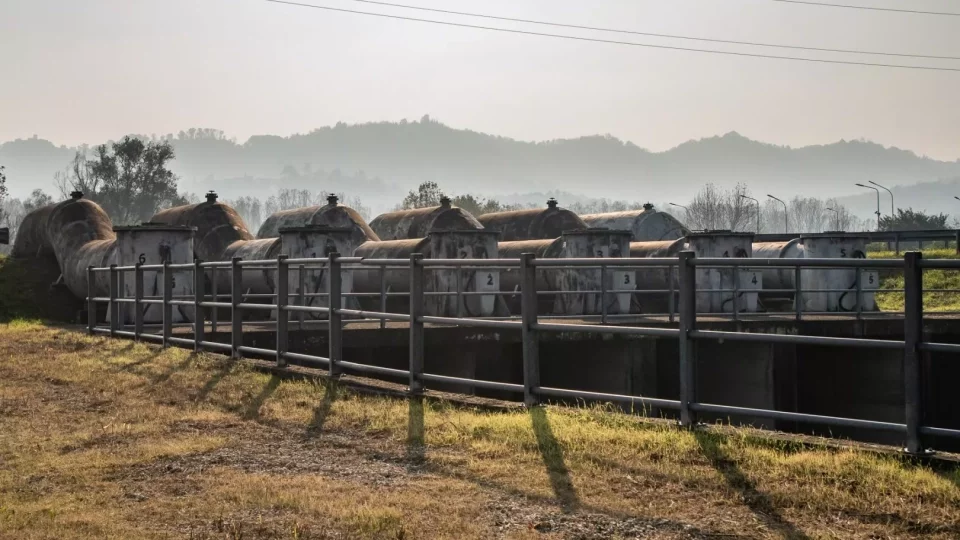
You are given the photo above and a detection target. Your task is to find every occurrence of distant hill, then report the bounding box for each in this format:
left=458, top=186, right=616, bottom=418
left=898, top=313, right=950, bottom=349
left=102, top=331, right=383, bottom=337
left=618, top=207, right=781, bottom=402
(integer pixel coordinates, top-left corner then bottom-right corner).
left=2, top=118, right=959, bottom=217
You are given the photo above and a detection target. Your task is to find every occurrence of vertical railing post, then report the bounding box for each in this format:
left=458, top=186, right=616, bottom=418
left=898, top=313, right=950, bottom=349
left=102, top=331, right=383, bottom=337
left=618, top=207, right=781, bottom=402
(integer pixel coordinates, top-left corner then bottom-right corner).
left=329, top=253, right=343, bottom=378
left=109, top=264, right=118, bottom=337
left=162, top=260, right=173, bottom=348
left=409, top=253, right=425, bottom=394
left=194, top=259, right=205, bottom=352
left=794, top=266, right=802, bottom=321
left=210, top=265, right=218, bottom=334
left=87, top=266, right=96, bottom=335
left=955, top=230, right=959, bottom=256
left=379, top=265, right=387, bottom=329
left=668, top=266, right=675, bottom=322
left=298, top=264, right=306, bottom=331
left=732, top=265, right=740, bottom=322
left=678, top=251, right=698, bottom=427
left=600, top=261, right=608, bottom=324
left=894, top=233, right=901, bottom=256
left=520, top=253, right=540, bottom=406
left=903, top=251, right=926, bottom=455
left=276, top=255, right=288, bottom=368
left=134, top=263, right=144, bottom=340
left=455, top=265, right=464, bottom=318
left=231, top=257, right=242, bottom=359
left=855, top=262, right=863, bottom=321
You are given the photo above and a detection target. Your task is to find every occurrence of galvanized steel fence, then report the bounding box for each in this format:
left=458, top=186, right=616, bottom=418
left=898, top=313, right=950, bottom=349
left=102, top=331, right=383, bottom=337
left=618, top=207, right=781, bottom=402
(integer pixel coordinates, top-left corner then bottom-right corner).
left=87, top=251, right=960, bottom=455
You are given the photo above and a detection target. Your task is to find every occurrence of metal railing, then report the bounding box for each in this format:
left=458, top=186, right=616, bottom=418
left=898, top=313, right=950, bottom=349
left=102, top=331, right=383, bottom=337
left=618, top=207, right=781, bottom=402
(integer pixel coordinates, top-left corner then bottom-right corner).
left=755, top=229, right=960, bottom=255
left=86, top=251, right=960, bottom=454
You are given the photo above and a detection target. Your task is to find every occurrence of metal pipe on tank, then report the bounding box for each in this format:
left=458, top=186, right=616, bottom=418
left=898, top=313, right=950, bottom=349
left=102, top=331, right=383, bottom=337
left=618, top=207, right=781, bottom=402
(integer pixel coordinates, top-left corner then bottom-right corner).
left=352, top=230, right=502, bottom=316
left=278, top=226, right=366, bottom=319
left=752, top=239, right=803, bottom=295
left=369, top=196, right=483, bottom=240
left=476, top=198, right=587, bottom=241
left=45, top=191, right=117, bottom=301
left=221, top=238, right=281, bottom=295
left=11, top=204, right=56, bottom=259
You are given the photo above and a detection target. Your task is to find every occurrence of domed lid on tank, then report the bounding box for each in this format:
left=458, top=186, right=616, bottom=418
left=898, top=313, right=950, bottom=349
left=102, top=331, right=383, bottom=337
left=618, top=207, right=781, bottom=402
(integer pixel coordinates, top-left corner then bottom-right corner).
left=368, top=196, right=482, bottom=240
left=475, top=198, right=586, bottom=241
left=257, top=194, right=379, bottom=241
left=277, top=225, right=356, bottom=235
left=561, top=227, right=633, bottom=237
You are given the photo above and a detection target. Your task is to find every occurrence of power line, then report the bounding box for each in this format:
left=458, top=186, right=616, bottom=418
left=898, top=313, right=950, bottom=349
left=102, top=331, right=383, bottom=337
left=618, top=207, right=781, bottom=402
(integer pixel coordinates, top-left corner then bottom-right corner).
left=764, top=0, right=960, bottom=17
left=265, top=0, right=960, bottom=72
left=349, top=0, right=960, bottom=61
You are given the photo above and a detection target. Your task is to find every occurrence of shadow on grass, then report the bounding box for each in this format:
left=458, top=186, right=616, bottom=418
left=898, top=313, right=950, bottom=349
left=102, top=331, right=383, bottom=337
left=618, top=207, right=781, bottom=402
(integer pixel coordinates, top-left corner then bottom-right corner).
left=694, top=431, right=810, bottom=539
left=149, top=353, right=197, bottom=386
left=407, top=396, right=426, bottom=465
left=114, top=349, right=163, bottom=373
left=306, top=380, right=339, bottom=436
left=243, top=375, right=282, bottom=420
left=530, top=406, right=579, bottom=512
left=194, top=359, right=236, bottom=402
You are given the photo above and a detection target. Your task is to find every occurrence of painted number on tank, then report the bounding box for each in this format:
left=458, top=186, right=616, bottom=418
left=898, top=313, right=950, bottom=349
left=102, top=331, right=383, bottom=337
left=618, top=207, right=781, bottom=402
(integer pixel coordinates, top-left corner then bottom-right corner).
left=840, top=248, right=847, bottom=257
left=751, top=273, right=758, bottom=285
left=138, top=253, right=146, bottom=265
left=487, top=274, right=494, bottom=286
left=624, top=274, right=631, bottom=285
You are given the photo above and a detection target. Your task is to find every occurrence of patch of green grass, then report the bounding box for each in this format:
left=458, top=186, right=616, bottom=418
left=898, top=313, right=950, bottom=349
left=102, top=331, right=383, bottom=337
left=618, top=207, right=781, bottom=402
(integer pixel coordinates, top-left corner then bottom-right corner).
left=0, top=255, right=44, bottom=322
left=869, top=249, right=960, bottom=312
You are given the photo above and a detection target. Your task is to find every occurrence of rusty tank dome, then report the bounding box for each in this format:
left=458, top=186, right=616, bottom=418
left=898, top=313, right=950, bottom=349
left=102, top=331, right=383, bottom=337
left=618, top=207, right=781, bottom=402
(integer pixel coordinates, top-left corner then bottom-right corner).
left=11, top=204, right=57, bottom=259
left=368, top=200, right=482, bottom=241
left=256, top=194, right=379, bottom=244
left=44, top=195, right=117, bottom=300
left=476, top=198, right=586, bottom=241
left=580, top=204, right=689, bottom=242
left=150, top=194, right=253, bottom=263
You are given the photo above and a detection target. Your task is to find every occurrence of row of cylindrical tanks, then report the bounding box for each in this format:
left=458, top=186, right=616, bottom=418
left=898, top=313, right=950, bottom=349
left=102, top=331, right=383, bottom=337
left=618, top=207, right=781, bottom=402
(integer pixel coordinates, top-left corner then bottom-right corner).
left=13, top=191, right=877, bottom=324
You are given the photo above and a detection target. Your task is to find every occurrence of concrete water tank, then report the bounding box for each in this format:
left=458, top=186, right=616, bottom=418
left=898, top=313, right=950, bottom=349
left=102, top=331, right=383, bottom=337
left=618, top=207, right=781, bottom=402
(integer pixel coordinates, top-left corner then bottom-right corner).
left=278, top=226, right=367, bottom=319
left=476, top=198, right=586, bottom=241
left=150, top=191, right=253, bottom=264
left=45, top=192, right=117, bottom=301
left=352, top=230, right=502, bottom=317
left=257, top=194, right=379, bottom=245
left=11, top=204, right=56, bottom=259
left=369, top=196, right=483, bottom=240
left=499, top=229, right=634, bottom=316
left=799, top=233, right=876, bottom=313
left=580, top=203, right=689, bottom=241
left=630, top=232, right=762, bottom=314
left=114, top=224, right=196, bottom=323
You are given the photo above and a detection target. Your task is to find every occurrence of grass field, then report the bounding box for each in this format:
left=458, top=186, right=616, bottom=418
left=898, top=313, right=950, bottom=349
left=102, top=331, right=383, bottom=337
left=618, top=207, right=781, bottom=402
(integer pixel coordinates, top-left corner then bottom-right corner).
left=869, top=250, right=960, bottom=312
left=1, top=322, right=959, bottom=539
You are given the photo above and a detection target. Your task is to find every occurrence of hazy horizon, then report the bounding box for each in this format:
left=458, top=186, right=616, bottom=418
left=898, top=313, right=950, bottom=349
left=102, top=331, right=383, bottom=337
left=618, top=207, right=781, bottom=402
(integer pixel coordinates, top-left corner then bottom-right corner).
left=2, top=0, right=959, bottom=159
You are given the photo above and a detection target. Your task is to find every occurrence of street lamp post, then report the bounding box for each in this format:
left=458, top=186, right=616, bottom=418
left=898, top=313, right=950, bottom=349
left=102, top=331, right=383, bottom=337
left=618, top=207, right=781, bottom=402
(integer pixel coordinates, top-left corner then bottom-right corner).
left=669, top=202, right=694, bottom=231
left=869, top=181, right=895, bottom=219
left=740, top=194, right=760, bottom=233
left=826, top=207, right=840, bottom=231
left=856, top=183, right=882, bottom=231
left=767, top=194, right=788, bottom=233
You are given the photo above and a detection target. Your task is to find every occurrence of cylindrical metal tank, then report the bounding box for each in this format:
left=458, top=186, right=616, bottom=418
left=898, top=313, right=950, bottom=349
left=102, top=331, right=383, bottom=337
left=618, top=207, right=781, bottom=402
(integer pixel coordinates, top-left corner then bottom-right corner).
left=580, top=203, right=689, bottom=241
left=352, top=230, right=502, bottom=317
left=686, top=231, right=760, bottom=313
left=278, top=226, right=366, bottom=319
left=150, top=191, right=253, bottom=264
left=752, top=239, right=803, bottom=300
left=114, top=224, right=196, bottom=323
left=369, top=196, right=483, bottom=240
left=257, top=194, right=380, bottom=246
left=46, top=191, right=117, bottom=300
left=476, top=198, right=586, bottom=241
left=498, top=229, right=634, bottom=316
left=798, top=233, right=875, bottom=313
left=630, top=232, right=762, bottom=314
left=11, top=204, right=56, bottom=259
left=221, top=238, right=281, bottom=296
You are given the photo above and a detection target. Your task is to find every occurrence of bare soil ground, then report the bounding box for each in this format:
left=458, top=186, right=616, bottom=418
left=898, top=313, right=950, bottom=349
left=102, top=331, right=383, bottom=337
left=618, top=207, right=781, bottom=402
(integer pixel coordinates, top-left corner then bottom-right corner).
left=1, top=321, right=959, bottom=539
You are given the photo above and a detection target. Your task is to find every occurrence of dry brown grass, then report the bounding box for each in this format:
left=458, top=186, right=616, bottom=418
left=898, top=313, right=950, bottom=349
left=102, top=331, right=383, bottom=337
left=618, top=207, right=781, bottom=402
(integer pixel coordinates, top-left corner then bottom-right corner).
left=1, top=321, right=959, bottom=539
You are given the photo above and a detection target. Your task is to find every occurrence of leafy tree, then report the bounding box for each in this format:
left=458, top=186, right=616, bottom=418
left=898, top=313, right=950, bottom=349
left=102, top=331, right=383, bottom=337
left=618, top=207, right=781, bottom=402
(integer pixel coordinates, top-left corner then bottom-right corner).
left=880, top=208, right=950, bottom=231
left=55, top=136, right=182, bottom=225
left=400, top=181, right=443, bottom=209
left=0, top=165, right=7, bottom=226
left=22, top=189, right=53, bottom=213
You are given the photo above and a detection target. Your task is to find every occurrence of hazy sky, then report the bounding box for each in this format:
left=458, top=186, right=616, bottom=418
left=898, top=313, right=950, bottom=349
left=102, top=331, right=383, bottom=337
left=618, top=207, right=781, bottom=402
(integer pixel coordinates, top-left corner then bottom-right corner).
left=2, top=0, right=959, bottom=159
